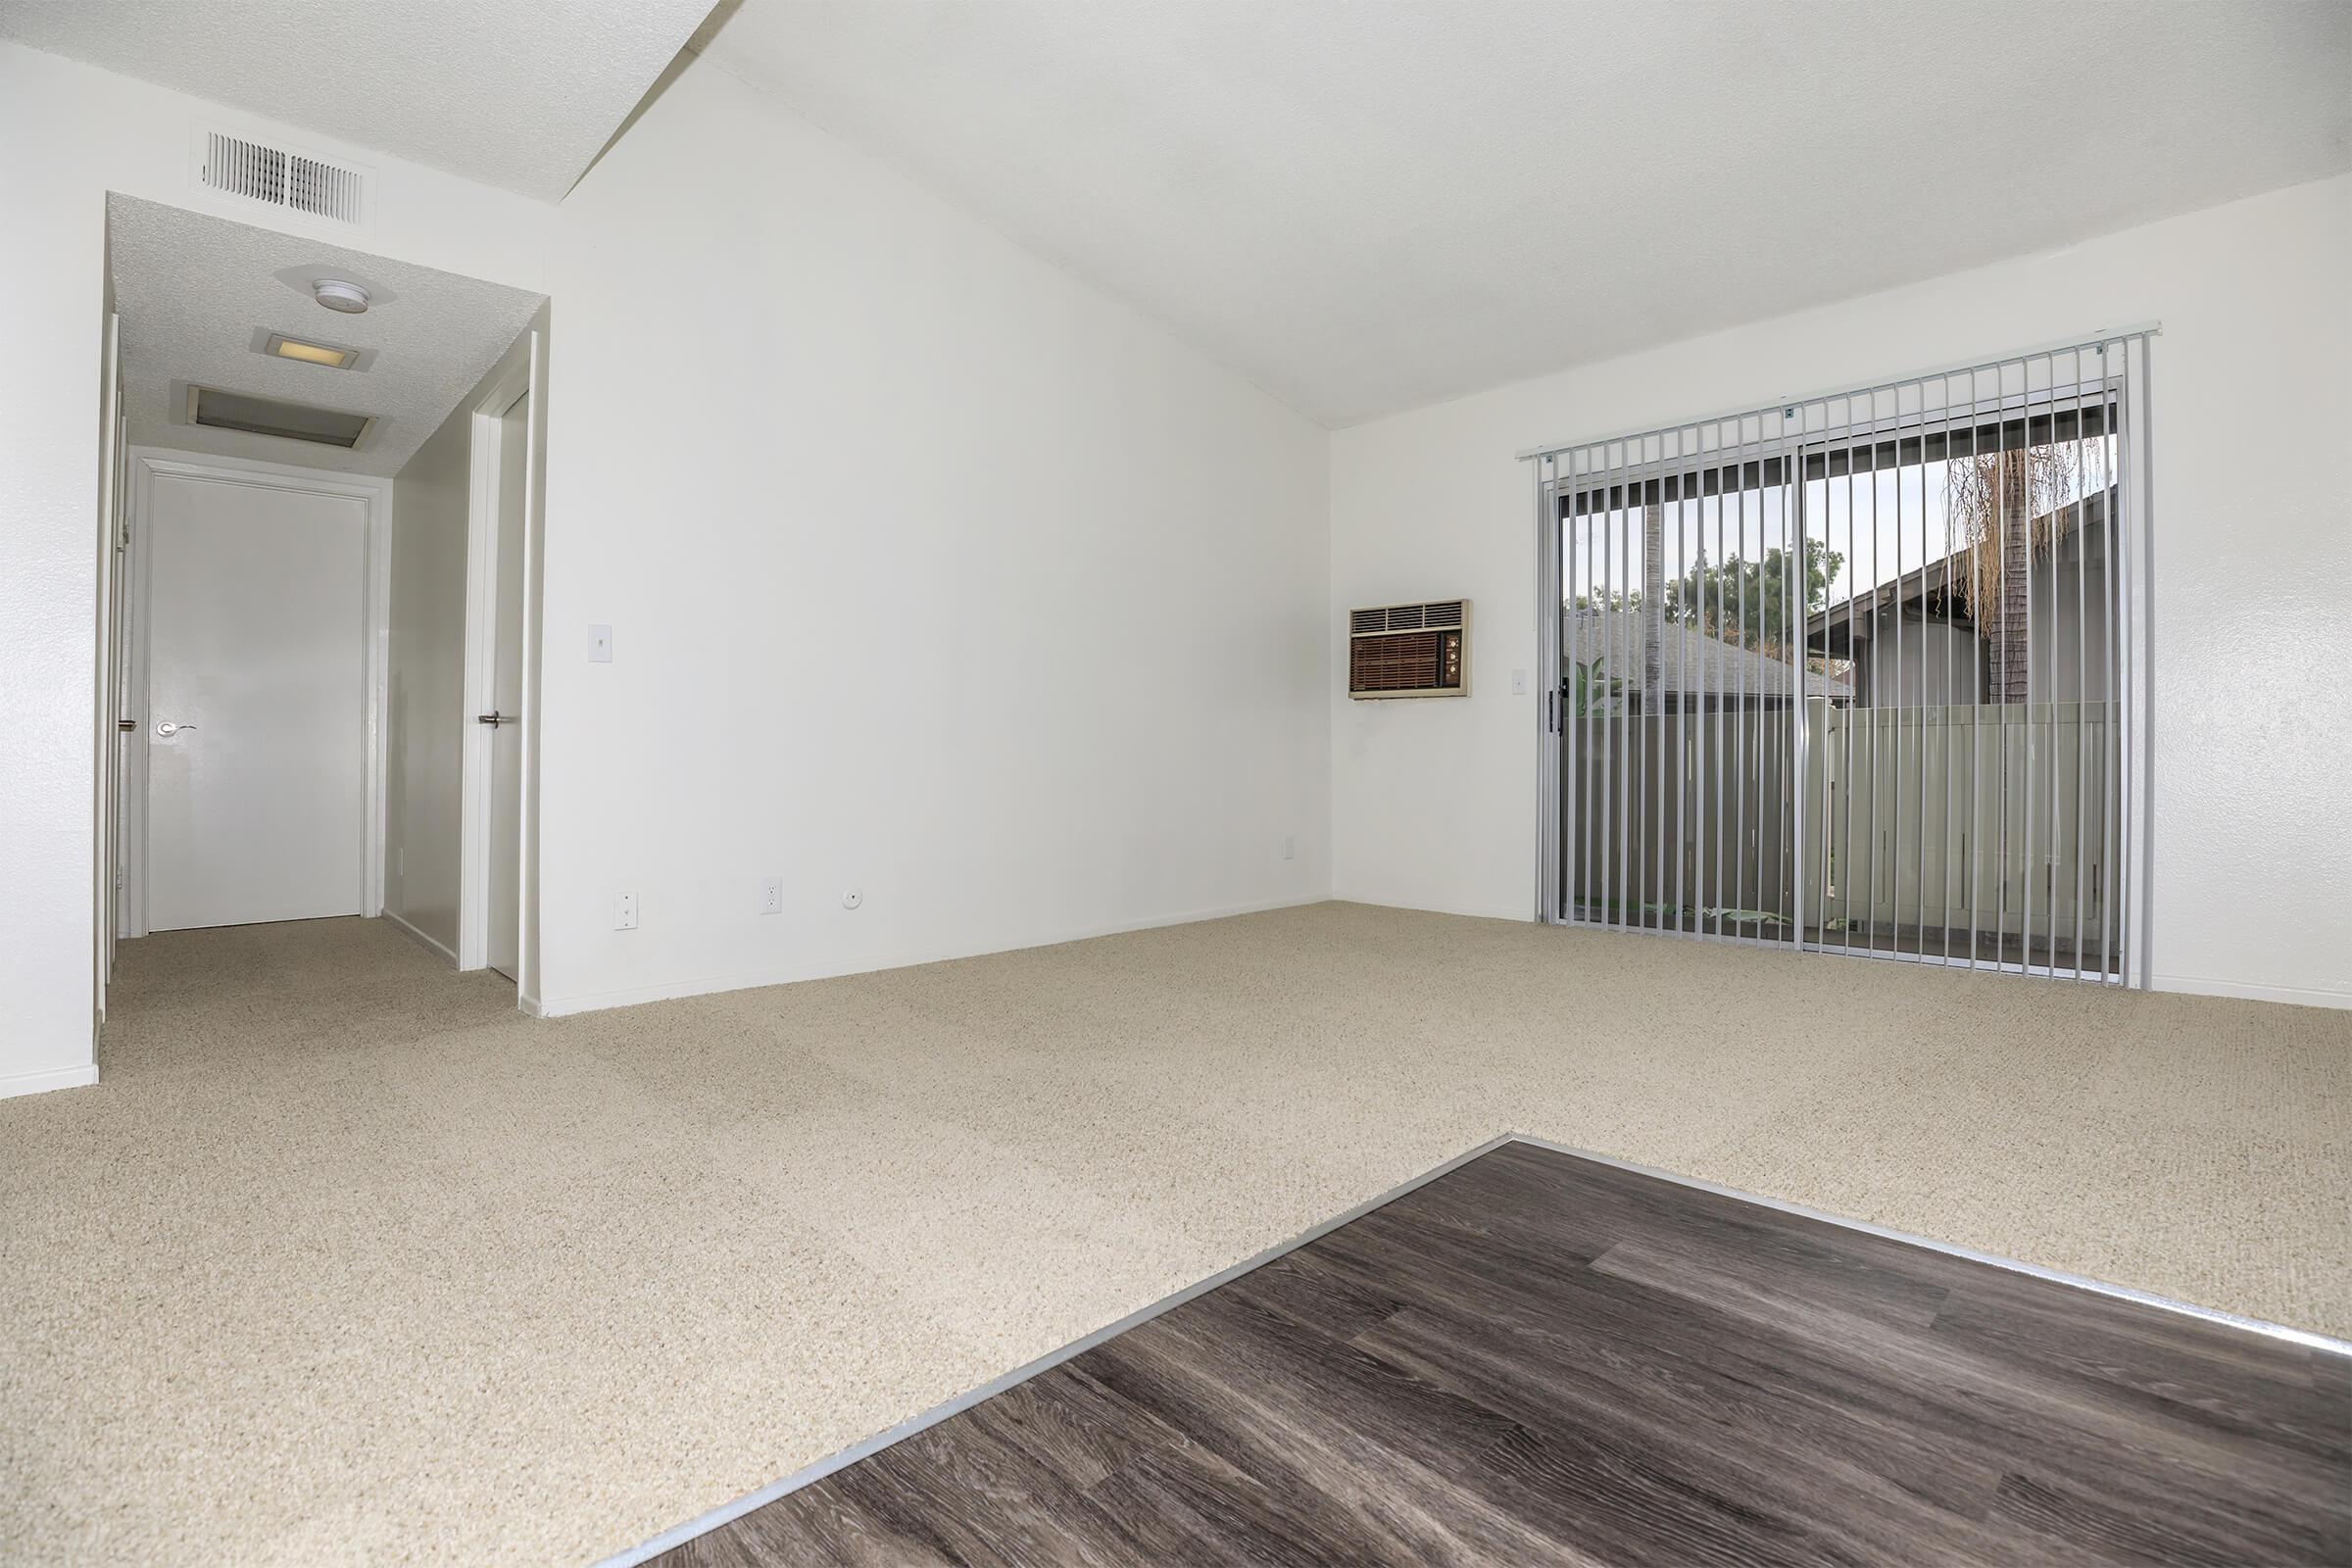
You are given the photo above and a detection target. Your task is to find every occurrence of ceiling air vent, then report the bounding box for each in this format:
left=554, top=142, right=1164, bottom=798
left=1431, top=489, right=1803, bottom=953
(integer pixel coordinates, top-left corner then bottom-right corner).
left=1348, top=599, right=1470, bottom=699
left=187, top=385, right=374, bottom=450
left=196, top=128, right=368, bottom=226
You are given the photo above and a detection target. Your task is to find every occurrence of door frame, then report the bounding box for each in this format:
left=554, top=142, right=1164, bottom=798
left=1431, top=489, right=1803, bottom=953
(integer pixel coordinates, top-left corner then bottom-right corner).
left=120, top=448, right=393, bottom=939
left=455, top=333, right=539, bottom=984
left=95, top=313, right=124, bottom=1018
left=1534, top=454, right=1562, bottom=922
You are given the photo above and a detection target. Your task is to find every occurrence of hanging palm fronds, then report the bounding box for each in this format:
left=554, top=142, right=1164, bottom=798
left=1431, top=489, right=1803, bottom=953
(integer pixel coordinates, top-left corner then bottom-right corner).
left=1942, top=443, right=2072, bottom=619
left=1945, top=440, right=2075, bottom=703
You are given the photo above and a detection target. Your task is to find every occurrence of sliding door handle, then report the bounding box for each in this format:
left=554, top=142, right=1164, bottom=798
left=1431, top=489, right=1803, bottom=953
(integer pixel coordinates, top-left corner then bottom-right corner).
left=476, top=711, right=509, bottom=726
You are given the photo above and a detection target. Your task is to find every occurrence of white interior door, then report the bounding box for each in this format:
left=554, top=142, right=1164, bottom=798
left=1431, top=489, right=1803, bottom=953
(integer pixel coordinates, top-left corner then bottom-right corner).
left=146, top=472, right=368, bottom=931
left=484, top=392, right=528, bottom=978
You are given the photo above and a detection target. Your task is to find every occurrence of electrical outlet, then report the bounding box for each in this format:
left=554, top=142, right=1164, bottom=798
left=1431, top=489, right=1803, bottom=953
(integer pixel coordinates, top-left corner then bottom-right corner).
left=614, top=890, right=639, bottom=930
left=1282, top=834, right=1297, bottom=861
left=760, top=876, right=783, bottom=915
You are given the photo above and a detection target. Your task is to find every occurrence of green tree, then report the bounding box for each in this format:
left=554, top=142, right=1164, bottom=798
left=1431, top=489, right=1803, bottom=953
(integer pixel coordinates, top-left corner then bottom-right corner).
left=1657, top=535, right=1842, bottom=658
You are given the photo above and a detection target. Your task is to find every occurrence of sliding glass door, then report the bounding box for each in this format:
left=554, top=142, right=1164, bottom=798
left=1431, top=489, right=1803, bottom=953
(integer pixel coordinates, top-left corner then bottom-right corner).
left=1536, top=334, right=2150, bottom=984
left=1553, top=429, right=1801, bottom=943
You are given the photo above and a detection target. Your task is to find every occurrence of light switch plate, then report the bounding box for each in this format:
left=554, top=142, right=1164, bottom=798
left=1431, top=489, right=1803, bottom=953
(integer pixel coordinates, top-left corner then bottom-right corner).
left=1511, top=667, right=1528, bottom=695
left=589, top=624, right=612, bottom=663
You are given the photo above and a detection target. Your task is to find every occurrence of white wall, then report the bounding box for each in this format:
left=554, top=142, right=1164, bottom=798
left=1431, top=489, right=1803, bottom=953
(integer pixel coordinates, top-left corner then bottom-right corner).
left=535, top=55, right=1331, bottom=1013
left=1330, top=173, right=2352, bottom=1006
left=0, top=42, right=552, bottom=1094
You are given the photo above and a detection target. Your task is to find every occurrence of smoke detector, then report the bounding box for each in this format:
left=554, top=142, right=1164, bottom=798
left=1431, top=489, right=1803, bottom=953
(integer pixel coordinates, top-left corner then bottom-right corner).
left=271, top=266, right=399, bottom=315
left=312, top=279, right=370, bottom=314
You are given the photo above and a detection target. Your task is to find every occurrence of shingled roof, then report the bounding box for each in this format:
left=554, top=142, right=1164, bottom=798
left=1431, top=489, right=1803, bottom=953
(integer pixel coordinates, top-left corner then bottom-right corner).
left=1565, top=606, right=1853, bottom=706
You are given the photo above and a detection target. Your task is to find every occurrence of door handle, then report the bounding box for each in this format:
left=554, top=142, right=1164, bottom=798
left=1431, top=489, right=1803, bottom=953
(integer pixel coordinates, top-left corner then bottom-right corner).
left=156, top=720, right=195, bottom=737
left=476, top=711, right=508, bottom=726
left=118, top=718, right=137, bottom=732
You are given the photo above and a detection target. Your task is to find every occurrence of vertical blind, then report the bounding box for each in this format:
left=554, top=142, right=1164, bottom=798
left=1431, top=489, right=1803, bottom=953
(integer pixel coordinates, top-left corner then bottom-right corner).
left=1532, top=332, right=2153, bottom=985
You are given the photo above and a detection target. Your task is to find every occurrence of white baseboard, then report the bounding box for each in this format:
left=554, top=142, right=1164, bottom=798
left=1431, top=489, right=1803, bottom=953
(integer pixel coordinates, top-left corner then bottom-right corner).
left=381, top=906, right=457, bottom=966
left=1327, top=892, right=1535, bottom=923
left=0, top=1062, right=100, bottom=1101
left=2151, top=973, right=2351, bottom=1010
left=537, top=894, right=1329, bottom=1018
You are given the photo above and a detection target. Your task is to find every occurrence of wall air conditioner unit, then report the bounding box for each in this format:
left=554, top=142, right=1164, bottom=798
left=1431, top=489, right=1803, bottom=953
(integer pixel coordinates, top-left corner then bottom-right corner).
left=1348, top=599, right=1469, bottom=699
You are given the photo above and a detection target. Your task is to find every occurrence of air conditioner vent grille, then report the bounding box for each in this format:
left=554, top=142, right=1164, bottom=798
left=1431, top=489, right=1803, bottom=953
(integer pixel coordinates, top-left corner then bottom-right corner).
left=200, top=130, right=366, bottom=225
left=1348, top=599, right=1471, bottom=699
left=188, top=385, right=374, bottom=449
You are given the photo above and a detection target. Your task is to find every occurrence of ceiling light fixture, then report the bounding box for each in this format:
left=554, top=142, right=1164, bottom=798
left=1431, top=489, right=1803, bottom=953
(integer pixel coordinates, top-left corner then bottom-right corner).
left=311, top=278, right=370, bottom=314
left=266, top=334, right=361, bottom=369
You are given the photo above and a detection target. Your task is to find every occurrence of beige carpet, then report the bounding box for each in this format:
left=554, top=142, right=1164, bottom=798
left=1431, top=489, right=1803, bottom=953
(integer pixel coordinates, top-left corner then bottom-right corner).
left=2, top=904, right=2345, bottom=1566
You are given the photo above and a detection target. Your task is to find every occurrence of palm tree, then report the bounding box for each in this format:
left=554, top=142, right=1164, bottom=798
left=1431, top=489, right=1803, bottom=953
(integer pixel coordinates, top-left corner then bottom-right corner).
left=1944, top=441, right=2070, bottom=704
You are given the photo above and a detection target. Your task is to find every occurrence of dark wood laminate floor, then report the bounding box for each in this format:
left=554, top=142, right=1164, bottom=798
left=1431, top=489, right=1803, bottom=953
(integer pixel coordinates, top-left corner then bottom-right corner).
left=654, top=1142, right=2352, bottom=1567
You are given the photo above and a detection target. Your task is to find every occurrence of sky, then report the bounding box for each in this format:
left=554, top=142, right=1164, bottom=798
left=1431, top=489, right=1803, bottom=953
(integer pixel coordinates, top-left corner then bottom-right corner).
left=1562, top=435, right=2118, bottom=614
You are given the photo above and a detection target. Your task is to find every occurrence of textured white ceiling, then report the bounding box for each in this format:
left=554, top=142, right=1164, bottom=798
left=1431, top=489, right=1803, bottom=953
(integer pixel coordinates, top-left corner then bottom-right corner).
left=0, top=0, right=715, bottom=200
left=696, top=0, right=2352, bottom=426
left=108, top=195, right=545, bottom=477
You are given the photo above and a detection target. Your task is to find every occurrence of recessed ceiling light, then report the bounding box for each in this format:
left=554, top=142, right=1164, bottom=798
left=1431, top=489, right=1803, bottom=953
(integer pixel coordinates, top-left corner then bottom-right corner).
left=312, top=278, right=370, bottom=314
left=267, top=334, right=360, bottom=369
